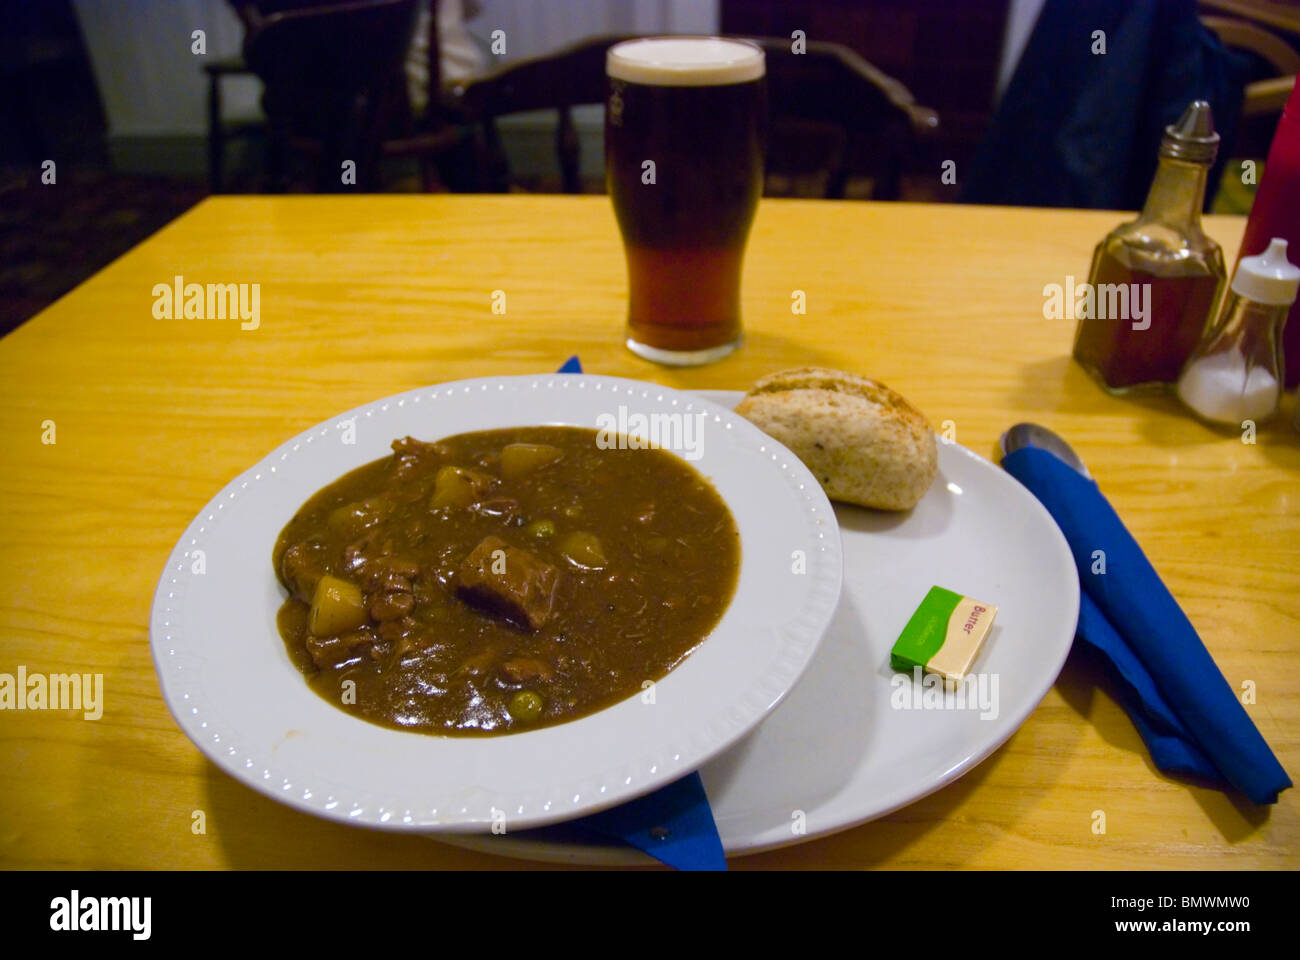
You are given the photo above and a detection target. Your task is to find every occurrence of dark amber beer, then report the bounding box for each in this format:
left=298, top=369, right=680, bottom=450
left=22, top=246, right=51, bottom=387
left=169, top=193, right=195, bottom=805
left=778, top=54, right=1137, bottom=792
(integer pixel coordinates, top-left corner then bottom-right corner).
left=606, top=37, right=766, bottom=365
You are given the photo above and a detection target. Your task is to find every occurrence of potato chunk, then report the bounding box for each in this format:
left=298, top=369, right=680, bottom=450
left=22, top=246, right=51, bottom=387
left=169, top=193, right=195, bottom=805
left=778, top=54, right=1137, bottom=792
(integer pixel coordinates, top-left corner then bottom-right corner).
left=500, top=443, right=563, bottom=480
left=559, top=531, right=606, bottom=570
left=308, top=574, right=369, bottom=636
left=326, top=497, right=392, bottom=537
left=430, top=465, right=491, bottom=509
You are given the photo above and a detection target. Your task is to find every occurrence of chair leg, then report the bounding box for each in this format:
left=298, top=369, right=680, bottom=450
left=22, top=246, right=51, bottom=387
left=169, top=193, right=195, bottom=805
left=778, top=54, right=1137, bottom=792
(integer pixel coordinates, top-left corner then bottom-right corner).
left=266, top=120, right=290, bottom=193
left=826, top=165, right=849, bottom=200
left=419, top=157, right=443, bottom=191
left=825, top=131, right=851, bottom=199
left=558, top=107, right=580, bottom=194
left=481, top=119, right=510, bottom=192
left=208, top=74, right=224, bottom=194
left=875, top=151, right=902, bottom=201
left=434, top=128, right=478, bottom=192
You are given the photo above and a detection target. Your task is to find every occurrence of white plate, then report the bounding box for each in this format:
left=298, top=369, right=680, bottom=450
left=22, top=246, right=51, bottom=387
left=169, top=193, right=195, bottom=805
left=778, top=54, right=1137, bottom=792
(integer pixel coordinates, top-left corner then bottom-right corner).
left=150, top=376, right=841, bottom=833
left=437, top=390, right=1080, bottom=863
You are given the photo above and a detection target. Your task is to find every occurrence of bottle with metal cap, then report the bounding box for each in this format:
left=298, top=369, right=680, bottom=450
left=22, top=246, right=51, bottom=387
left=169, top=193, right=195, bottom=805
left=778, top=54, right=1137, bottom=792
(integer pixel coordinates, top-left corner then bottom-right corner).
left=1073, top=101, right=1228, bottom=394
left=1176, top=237, right=1300, bottom=426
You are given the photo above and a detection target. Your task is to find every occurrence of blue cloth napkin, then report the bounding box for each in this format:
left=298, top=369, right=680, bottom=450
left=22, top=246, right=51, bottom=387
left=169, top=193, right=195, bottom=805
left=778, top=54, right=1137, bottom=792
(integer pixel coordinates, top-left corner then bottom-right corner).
left=553, top=354, right=727, bottom=869
left=575, top=772, right=727, bottom=870
left=1003, top=446, right=1291, bottom=805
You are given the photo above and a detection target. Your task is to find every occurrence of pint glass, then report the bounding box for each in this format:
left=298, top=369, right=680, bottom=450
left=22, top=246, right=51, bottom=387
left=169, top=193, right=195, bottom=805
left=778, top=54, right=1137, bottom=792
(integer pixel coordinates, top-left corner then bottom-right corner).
left=605, top=37, right=766, bottom=365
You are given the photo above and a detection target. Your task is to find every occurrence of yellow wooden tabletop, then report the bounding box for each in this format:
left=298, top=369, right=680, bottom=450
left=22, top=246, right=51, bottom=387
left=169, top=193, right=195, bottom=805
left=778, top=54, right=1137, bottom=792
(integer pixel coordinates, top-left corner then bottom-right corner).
left=1, top=195, right=1295, bottom=869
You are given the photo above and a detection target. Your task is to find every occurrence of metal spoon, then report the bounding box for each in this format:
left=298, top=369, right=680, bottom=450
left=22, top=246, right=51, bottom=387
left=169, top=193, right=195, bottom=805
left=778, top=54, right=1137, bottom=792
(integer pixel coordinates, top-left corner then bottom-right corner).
left=998, top=422, right=1091, bottom=479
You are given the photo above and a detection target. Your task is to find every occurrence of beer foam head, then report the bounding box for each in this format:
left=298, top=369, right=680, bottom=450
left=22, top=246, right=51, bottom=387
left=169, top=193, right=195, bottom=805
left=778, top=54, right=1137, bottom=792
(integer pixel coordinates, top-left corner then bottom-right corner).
left=607, top=37, right=764, bottom=86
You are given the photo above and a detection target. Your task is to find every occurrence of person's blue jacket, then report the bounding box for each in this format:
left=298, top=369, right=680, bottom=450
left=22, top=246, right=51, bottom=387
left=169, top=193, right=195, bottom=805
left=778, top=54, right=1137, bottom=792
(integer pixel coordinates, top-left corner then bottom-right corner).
left=964, top=0, right=1248, bottom=210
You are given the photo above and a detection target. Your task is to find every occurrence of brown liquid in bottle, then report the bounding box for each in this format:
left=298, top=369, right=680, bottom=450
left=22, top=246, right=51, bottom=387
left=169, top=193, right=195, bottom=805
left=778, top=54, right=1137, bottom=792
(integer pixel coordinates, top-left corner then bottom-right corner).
left=1071, top=103, right=1226, bottom=394
left=1073, top=246, right=1222, bottom=390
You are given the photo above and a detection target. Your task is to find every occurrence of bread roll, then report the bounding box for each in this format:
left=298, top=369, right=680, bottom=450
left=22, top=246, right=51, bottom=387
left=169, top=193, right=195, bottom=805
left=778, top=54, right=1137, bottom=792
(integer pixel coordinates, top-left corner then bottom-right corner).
left=735, top=367, right=937, bottom=510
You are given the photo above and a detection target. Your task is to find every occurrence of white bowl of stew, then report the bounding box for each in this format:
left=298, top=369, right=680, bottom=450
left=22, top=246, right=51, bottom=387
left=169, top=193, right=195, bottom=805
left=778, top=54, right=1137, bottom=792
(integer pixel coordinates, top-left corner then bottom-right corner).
left=150, top=374, right=842, bottom=832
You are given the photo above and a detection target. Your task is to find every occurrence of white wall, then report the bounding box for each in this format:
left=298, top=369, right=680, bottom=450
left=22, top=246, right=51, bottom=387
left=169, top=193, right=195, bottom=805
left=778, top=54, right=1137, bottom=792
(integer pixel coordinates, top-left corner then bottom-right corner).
left=72, top=0, right=261, bottom=138
left=468, top=0, right=718, bottom=182
left=69, top=0, right=719, bottom=177
left=467, top=0, right=715, bottom=62
left=73, top=0, right=719, bottom=139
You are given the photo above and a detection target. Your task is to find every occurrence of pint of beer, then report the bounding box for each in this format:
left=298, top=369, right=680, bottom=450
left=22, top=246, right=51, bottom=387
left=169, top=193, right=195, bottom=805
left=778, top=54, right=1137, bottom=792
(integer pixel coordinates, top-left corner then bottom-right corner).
left=606, top=37, right=766, bottom=365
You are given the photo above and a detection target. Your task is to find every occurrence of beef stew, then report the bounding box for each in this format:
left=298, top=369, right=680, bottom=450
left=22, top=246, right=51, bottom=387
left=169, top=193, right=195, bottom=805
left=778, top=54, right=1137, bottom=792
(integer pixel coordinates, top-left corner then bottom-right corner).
left=273, top=426, right=740, bottom=735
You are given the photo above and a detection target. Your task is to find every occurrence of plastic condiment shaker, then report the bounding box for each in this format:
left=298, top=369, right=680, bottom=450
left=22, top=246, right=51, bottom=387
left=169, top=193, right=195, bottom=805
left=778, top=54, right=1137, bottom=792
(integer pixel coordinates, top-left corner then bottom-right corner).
left=1235, top=78, right=1300, bottom=387
left=1176, top=238, right=1300, bottom=426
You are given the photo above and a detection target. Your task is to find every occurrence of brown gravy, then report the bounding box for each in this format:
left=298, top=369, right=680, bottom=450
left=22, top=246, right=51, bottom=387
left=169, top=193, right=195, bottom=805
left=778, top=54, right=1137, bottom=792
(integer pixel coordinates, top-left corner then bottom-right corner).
left=273, top=426, right=740, bottom=735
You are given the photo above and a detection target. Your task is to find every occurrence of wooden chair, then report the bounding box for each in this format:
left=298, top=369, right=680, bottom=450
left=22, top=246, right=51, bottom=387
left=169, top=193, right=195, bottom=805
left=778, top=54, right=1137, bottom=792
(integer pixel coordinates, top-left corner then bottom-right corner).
left=203, top=54, right=261, bottom=194
left=236, top=0, right=468, bottom=192
left=761, top=36, right=940, bottom=199
left=450, top=34, right=938, bottom=199
left=1200, top=15, right=1299, bottom=157
left=1202, top=16, right=1299, bottom=112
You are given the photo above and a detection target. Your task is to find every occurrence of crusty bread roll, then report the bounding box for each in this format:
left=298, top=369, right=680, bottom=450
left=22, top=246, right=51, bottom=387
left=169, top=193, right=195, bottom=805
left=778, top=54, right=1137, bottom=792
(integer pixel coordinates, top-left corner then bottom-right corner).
left=735, top=367, right=937, bottom=510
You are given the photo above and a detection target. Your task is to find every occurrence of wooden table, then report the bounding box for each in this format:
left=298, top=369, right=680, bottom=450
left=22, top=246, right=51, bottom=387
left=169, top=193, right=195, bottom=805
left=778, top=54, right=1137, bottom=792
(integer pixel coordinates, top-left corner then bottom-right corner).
left=1, top=196, right=1295, bottom=869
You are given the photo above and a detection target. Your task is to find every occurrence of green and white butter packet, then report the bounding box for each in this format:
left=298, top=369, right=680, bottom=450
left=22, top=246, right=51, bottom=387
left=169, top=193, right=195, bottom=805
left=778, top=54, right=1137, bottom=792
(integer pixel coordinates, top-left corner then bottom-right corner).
left=890, top=586, right=998, bottom=682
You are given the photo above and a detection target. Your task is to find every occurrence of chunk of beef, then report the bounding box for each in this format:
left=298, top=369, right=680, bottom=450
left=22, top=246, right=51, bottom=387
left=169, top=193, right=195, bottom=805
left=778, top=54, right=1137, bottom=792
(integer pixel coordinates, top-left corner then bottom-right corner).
left=360, top=555, right=420, bottom=594
left=306, top=628, right=373, bottom=669
left=500, top=657, right=554, bottom=684
left=454, top=646, right=501, bottom=677
left=455, top=535, right=560, bottom=631
left=471, top=497, right=520, bottom=520
left=281, top=539, right=329, bottom=603
left=392, top=437, right=449, bottom=458
left=377, top=616, right=421, bottom=644
left=391, top=437, right=449, bottom=478
left=370, top=591, right=415, bottom=621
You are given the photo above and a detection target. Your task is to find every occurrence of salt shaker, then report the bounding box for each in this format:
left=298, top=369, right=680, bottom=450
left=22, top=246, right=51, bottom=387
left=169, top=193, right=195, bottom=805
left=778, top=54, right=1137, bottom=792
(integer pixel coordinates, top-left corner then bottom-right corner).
left=1176, top=238, right=1300, bottom=426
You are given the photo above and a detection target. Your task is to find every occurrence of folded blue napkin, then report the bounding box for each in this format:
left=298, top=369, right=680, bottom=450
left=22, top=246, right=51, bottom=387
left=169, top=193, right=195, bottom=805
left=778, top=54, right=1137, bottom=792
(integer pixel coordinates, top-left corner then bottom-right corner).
left=1003, top=445, right=1291, bottom=805
left=575, top=772, right=727, bottom=870
left=553, top=354, right=727, bottom=869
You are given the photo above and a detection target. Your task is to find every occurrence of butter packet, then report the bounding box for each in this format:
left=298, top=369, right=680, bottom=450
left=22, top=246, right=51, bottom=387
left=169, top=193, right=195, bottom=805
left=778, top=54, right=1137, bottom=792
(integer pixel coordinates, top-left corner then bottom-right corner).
left=890, top=586, right=998, bottom=682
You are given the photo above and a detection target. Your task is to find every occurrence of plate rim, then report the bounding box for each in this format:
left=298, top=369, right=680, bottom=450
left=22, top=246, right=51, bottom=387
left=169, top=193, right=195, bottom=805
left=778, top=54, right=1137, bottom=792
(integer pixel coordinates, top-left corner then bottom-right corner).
left=149, top=375, right=844, bottom=834
left=430, top=389, right=1081, bottom=863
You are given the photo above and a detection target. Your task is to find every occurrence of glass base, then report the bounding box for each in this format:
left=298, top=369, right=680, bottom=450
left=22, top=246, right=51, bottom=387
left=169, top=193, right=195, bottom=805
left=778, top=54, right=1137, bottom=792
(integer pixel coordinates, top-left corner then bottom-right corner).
left=625, top=335, right=741, bottom=367
left=1074, top=354, right=1175, bottom=397
left=1087, top=377, right=1173, bottom=397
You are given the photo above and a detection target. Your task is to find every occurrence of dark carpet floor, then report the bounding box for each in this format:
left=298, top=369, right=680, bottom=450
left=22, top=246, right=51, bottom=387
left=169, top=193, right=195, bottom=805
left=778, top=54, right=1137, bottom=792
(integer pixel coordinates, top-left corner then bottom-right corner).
left=0, top=165, right=205, bottom=338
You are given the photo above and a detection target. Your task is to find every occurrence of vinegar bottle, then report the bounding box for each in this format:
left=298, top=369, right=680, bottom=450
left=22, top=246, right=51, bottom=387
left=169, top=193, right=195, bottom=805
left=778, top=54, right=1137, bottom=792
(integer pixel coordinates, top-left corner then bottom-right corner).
left=1073, top=102, right=1227, bottom=393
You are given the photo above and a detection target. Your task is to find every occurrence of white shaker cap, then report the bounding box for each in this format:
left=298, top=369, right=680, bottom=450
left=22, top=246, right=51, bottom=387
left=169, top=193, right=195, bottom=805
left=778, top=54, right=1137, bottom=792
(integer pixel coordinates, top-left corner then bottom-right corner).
left=1231, top=237, right=1300, bottom=305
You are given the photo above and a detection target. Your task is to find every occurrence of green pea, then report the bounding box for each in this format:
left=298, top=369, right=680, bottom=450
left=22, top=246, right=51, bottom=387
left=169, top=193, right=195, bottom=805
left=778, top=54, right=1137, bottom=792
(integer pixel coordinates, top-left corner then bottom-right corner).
left=509, top=690, right=544, bottom=723
left=525, top=518, right=556, bottom=539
